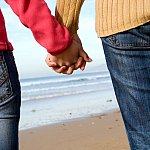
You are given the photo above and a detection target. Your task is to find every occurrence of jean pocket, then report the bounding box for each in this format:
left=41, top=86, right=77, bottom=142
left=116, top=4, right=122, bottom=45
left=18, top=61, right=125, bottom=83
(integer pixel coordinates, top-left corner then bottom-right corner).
left=102, top=23, right=150, bottom=50
left=0, top=52, right=13, bottom=105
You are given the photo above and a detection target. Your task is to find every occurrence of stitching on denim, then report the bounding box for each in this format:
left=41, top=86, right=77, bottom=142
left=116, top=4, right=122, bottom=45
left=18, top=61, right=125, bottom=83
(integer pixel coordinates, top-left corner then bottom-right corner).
left=0, top=52, right=13, bottom=104
left=113, top=34, right=150, bottom=47
left=0, top=53, right=6, bottom=85
left=117, top=43, right=150, bottom=47
left=107, top=35, right=116, bottom=46
left=0, top=71, right=7, bottom=85
left=106, top=28, right=150, bottom=47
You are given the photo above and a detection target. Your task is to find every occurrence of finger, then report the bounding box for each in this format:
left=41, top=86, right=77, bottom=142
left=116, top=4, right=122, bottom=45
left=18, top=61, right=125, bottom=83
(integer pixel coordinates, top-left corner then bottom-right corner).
left=47, top=61, right=58, bottom=67
left=62, top=65, right=75, bottom=75
left=53, top=66, right=67, bottom=73
left=79, top=49, right=92, bottom=62
left=80, top=61, right=86, bottom=71
left=75, top=57, right=84, bottom=70
left=66, top=65, right=74, bottom=75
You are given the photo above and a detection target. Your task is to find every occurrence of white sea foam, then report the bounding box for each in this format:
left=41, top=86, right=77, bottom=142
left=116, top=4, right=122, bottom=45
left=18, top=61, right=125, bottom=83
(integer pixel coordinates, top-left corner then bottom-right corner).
left=20, top=73, right=110, bottom=87
left=22, top=89, right=96, bottom=101
left=22, top=80, right=111, bottom=94
left=22, top=88, right=110, bottom=101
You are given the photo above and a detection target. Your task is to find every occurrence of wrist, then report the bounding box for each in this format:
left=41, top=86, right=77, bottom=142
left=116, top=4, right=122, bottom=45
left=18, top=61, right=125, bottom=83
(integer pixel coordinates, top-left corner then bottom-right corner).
left=48, top=37, right=73, bottom=56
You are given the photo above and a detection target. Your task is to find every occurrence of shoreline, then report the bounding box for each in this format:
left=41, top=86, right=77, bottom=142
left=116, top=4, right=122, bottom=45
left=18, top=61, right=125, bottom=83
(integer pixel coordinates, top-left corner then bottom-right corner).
left=19, top=110, right=130, bottom=150
left=19, top=108, right=118, bottom=131
left=19, top=89, right=117, bottom=130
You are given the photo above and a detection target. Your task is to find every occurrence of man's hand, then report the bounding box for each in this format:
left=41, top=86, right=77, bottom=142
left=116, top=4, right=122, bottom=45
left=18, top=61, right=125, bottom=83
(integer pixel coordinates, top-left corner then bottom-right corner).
left=46, top=34, right=92, bottom=75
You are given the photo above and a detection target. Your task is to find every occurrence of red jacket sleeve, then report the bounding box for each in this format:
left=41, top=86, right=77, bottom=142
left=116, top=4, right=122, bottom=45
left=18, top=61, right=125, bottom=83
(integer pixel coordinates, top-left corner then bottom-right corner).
left=4, top=0, right=72, bottom=55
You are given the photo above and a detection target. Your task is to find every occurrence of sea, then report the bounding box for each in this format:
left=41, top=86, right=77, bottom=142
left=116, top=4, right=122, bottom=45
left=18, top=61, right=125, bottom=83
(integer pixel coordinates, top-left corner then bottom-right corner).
left=19, top=65, right=119, bottom=130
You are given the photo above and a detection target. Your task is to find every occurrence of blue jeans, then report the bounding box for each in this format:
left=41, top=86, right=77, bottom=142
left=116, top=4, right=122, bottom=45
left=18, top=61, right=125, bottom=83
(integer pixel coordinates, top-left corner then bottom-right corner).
left=0, top=51, right=21, bottom=150
left=101, top=22, right=150, bottom=149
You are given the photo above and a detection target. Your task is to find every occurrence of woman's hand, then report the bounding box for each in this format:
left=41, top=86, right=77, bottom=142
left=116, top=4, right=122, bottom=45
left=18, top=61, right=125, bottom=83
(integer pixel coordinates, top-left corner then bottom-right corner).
left=46, top=34, right=92, bottom=75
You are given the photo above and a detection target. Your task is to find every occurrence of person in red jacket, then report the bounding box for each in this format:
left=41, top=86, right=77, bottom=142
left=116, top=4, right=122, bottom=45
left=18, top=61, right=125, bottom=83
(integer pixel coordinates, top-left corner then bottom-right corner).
left=0, top=0, right=91, bottom=149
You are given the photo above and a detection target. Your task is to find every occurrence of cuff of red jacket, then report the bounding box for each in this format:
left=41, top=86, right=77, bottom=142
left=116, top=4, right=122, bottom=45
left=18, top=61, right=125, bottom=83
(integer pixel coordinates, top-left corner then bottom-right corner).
left=47, top=36, right=73, bottom=55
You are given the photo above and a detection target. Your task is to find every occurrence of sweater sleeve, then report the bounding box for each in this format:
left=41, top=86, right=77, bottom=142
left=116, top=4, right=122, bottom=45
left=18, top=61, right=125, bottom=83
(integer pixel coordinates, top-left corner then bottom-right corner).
left=55, top=0, right=84, bottom=35
left=4, top=0, right=72, bottom=55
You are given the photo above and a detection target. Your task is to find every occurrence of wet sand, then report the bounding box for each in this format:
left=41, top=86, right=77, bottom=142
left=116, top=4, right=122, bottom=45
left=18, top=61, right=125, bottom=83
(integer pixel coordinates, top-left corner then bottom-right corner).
left=19, top=110, right=130, bottom=150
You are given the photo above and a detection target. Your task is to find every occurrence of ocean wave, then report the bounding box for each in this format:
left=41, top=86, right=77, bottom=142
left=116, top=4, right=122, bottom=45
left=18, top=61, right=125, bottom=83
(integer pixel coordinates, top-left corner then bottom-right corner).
left=22, top=89, right=99, bottom=101
left=22, top=80, right=111, bottom=94
left=21, top=74, right=110, bottom=87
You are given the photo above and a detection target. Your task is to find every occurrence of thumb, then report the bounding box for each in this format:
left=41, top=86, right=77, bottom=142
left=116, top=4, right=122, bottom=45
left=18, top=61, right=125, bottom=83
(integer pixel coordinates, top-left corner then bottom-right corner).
left=79, top=49, right=92, bottom=62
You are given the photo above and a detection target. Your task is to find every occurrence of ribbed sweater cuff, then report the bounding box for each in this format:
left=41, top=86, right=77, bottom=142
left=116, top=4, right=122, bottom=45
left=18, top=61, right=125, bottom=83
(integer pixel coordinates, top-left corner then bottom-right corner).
left=55, top=0, right=84, bottom=35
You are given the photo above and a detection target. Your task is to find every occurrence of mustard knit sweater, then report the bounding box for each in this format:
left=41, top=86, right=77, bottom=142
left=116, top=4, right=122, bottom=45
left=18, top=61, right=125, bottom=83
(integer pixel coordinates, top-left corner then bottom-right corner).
left=56, top=0, right=150, bottom=37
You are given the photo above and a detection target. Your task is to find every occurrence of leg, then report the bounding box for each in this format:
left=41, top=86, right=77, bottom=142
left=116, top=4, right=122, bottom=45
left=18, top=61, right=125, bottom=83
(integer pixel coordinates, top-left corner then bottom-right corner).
left=0, top=51, right=21, bottom=150
left=101, top=23, right=150, bottom=150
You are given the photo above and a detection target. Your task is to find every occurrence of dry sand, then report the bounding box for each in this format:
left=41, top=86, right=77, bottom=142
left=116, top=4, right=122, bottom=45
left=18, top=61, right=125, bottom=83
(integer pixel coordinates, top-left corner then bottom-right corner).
left=19, top=110, right=130, bottom=150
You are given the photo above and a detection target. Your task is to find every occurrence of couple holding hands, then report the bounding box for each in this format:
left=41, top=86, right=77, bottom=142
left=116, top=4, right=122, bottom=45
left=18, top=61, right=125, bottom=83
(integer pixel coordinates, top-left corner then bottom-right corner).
left=1, top=0, right=150, bottom=149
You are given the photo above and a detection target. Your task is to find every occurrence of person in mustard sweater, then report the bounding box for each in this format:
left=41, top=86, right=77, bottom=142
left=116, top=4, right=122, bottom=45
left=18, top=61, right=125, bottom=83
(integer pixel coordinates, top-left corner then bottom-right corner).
left=47, top=0, right=150, bottom=149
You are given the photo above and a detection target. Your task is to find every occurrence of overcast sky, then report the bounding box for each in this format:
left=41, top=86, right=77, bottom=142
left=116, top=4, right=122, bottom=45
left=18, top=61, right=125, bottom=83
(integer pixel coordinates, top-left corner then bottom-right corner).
left=0, top=0, right=106, bottom=79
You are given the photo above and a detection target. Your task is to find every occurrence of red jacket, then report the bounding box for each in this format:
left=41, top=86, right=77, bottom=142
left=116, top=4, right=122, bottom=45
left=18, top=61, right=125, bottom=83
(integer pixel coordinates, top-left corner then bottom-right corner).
left=0, top=0, right=72, bottom=55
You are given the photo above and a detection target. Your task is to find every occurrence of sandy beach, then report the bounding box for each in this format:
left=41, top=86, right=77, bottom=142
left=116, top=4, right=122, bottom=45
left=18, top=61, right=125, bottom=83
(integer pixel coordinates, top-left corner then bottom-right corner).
left=19, top=110, right=130, bottom=150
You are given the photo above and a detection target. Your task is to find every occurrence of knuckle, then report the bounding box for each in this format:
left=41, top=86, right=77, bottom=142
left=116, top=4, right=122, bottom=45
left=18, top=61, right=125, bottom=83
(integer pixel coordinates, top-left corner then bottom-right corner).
left=65, top=62, right=71, bottom=67
left=58, top=62, right=64, bottom=66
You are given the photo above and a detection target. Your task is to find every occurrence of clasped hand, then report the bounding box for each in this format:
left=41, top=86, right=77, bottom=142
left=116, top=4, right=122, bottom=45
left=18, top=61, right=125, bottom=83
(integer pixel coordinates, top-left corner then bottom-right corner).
left=46, top=34, right=92, bottom=75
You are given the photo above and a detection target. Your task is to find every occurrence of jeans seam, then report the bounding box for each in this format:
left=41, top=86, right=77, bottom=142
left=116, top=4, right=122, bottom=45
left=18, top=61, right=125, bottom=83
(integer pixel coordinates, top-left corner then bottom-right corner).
left=116, top=43, right=150, bottom=47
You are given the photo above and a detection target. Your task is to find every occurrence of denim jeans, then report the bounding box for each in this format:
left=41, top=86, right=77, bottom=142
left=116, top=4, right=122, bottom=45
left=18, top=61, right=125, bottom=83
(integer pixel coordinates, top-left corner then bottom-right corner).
left=101, top=22, right=150, bottom=150
left=0, top=51, right=21, bottom=150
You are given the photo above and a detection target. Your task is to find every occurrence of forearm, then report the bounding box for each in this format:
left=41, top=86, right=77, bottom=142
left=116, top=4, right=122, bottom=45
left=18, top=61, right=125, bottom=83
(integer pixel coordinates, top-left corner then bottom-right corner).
left=4, top=0, right=72, bottom=54
left=55, top=0, right=84, bottom=35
